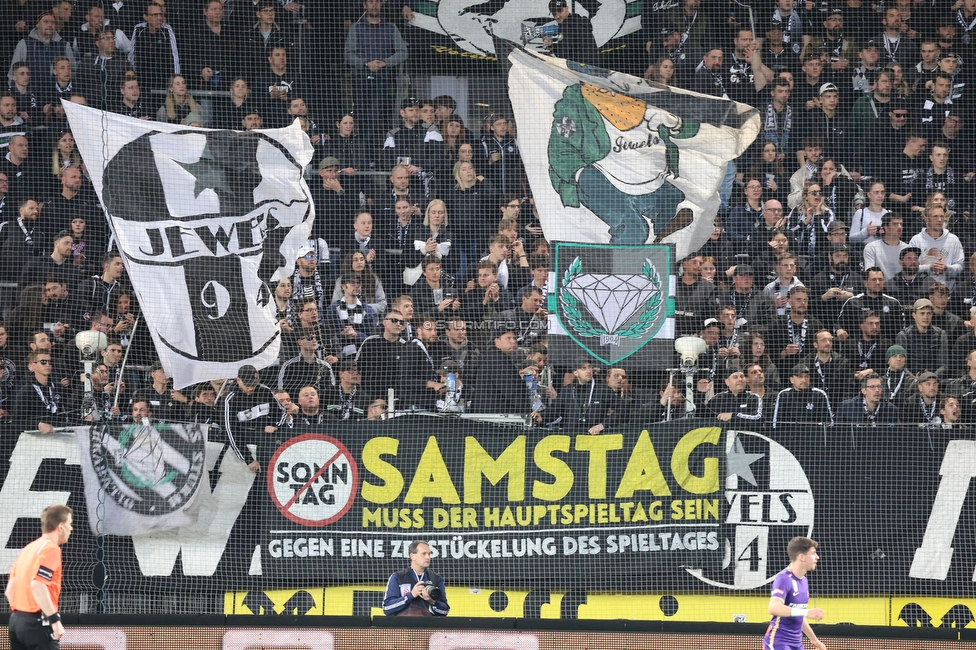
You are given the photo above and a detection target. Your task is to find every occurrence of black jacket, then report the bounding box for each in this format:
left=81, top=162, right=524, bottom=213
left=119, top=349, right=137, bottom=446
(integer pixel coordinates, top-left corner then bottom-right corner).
left=469, top=347, right=530, bottom=414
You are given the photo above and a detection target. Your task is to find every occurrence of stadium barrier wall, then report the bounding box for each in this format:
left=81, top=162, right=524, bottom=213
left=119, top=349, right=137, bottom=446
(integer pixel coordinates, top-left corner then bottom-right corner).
left=0, top=418, right=973, bottom=628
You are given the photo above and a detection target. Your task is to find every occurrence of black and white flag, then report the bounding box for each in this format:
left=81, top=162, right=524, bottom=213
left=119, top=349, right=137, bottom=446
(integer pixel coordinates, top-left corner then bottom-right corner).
left=64, top=102, right=314, bottom=388
left=74, top=422, right=210, bottom=536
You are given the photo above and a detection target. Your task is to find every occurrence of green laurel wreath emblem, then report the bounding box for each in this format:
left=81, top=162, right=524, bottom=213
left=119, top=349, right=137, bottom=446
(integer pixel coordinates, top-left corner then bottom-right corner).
left=559, top=256, right=663, bottom=339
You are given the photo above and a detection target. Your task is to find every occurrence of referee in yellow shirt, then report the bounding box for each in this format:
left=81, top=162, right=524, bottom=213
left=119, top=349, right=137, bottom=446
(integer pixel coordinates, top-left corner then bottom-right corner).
left=5, top=505, right=73, bottom=649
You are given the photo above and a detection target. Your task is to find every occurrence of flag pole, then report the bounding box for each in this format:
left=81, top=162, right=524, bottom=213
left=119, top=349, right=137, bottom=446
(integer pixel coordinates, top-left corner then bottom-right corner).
left=113, top=316, right=141, bottom=410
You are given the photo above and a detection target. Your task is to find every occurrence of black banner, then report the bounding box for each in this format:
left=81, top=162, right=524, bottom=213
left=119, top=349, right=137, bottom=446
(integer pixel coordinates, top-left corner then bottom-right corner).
left=1, top=420, right=974, bottom=602
left=258, top=421, right=730, bottom=588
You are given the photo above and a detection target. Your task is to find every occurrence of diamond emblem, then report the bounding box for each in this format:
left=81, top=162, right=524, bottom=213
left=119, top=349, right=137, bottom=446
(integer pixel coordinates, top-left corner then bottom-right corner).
left=563, top=273, right=660, bottom=333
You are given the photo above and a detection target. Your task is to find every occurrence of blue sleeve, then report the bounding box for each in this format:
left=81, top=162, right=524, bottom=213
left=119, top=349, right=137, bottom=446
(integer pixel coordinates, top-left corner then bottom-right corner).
left=382, top=573, right=411, bottom=616
left=429, top=579, right=449, bottom=616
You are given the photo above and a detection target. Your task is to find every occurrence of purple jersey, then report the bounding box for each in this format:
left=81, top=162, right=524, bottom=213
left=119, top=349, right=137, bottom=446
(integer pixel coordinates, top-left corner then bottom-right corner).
left=763, top=567, right=809, bottom=649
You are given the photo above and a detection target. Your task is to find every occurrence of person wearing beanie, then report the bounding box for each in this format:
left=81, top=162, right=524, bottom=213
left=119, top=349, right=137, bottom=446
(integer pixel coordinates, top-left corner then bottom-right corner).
left=881, top=344, right=915, bottom=407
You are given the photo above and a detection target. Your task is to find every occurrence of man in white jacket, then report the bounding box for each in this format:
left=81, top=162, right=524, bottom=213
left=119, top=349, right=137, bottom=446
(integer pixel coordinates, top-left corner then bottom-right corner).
left=909, top=205, right=963, bottom=289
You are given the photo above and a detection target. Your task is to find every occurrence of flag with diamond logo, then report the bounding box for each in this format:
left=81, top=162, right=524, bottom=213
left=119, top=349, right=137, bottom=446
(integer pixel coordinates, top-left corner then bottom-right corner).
left=552, top=242, right=671, bottom=365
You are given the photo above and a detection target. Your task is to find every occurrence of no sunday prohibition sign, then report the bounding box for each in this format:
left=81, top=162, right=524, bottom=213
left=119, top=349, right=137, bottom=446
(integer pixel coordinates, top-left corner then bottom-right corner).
left=267, top=434, right=360, bottom=526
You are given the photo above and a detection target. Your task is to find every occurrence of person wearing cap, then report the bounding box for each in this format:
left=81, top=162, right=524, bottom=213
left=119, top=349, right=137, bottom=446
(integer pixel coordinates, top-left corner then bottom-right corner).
left=851, top=38, right=881, bottom=96
left=382, top=96, right=443, bottom=192
left=810, top=240, right=859, bottom=320
left=469, top=326, right=534, bottom=416
left=691, top=318, right=722, bottom=397
left=327, top=273, right=379, bottom=358
left=130, top=362, right=181, bottom=422
left=543, top=0, right=600, bottom=66
left=704, top=369, right=763, bottom=424
left=909, top=204, right=964, bottom=287
left=862, top=213, right=908, bottom=281
left=796, top=82, right=851, bottom=165
left=895, top=298, right=948, bottom=376
left=674, top=255, right=718, bottom=337
left=344, top=0, right=408, bottom=144
left=480, top=112, right=524, bottom=197
left=318, top=359, right=365, bottom=420
left=311, top=155, right=354, bottom=245
left=543, top=359, right=609, bottom=433
left=7, top=11, right=76, bottom=87
left=762, top=20, right=800, bottom=75
left=836, top=372, right=897, bottom=424
left=220, top=365, right=286, bottom=472
left=291, top=244, right=330, bottom=312
left=728, top=263, right=775, bottom=333
left=771, top=362, right=833, bottom=429
left=899, top=370, right=942, bottom=425
left=881, top=343, right=914, bottom=406
left=836, top=266, right=905, bottom=341
left=277, top=323, right=336, bottom=398
left=883, top=245, right=926, bottom=305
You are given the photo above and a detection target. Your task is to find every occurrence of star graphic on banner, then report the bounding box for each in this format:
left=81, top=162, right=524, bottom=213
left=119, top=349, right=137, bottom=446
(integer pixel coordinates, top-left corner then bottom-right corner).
left=726, top=434, right=764, bottom=487
left=177, top=154, right=231, bottom=199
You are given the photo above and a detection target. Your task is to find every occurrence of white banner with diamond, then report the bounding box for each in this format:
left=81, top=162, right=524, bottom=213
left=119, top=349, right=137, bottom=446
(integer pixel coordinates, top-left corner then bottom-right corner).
left=551, top=242, right=673, bottom=366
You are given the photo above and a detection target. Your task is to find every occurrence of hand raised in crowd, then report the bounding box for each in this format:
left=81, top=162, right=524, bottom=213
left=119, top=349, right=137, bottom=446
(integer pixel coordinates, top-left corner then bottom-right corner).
left=248, top=460, right=260, bottom=473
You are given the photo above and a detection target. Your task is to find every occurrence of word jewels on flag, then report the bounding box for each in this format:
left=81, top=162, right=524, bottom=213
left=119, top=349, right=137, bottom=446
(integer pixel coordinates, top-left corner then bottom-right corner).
left=63, top=102, right=315, bottom=389
left=508, top=48, right=760, bottom=262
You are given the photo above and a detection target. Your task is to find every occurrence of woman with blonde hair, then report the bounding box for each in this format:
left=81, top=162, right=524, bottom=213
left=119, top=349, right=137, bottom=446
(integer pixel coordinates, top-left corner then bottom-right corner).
left=448, top=159, right=493, bottom=277
left=787, top=181, right=835, bottom=259
left=157, top=74, right=203, bottom=125
left=416, top=198, right=455, bottom=276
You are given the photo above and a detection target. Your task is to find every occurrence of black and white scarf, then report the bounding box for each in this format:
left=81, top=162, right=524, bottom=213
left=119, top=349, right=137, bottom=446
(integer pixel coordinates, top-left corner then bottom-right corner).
left=958, top=9, right=976, bottom=44
left=292, top=267, right=324, bottom=305
left=764, top=102, right=792, bottom=149
left=33, top=382, right=60, bottom=414
left=336, top=300, right=365, bottom=356
left=787, top=317, right=808, bottom=354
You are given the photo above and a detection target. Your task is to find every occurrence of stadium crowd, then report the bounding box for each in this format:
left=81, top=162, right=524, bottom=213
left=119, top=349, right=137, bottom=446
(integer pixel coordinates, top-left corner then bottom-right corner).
left=1, top=0, right=976, bottom=449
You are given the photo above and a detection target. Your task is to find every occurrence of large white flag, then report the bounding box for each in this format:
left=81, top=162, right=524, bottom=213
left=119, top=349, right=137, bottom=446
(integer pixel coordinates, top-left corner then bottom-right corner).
left=74, top=422, right=210, bottom=536
left=63, top=103, right=314, bottom=389
left=509, top=49, right=760, bottom=262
